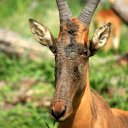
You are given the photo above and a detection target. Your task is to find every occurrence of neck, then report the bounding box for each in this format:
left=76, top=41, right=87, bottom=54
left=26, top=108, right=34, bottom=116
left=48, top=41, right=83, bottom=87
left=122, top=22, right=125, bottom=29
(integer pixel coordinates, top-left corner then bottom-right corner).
left=59, top=65, right=95, bottom=128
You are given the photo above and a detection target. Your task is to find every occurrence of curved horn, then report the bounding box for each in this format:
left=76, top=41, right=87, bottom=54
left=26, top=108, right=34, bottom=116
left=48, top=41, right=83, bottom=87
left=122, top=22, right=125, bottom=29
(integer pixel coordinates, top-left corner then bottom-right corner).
left=78, top=0, right=100, bottom=25
left=56, top=0, right=72, bottom=23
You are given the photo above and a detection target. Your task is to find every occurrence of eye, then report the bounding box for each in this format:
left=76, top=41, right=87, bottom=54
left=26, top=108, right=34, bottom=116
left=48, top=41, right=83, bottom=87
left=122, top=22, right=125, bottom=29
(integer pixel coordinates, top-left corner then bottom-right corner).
left=50, top=45, right=57, bottom=54
left=80, top=49, right=89, bottom=57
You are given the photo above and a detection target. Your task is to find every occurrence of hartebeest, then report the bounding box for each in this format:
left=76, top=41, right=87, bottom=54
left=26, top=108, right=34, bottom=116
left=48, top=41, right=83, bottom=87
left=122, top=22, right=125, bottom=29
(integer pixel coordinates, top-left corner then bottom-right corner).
left=29, top=0, right=128, bottom=128
left=94, top=9, right=122, bottom=51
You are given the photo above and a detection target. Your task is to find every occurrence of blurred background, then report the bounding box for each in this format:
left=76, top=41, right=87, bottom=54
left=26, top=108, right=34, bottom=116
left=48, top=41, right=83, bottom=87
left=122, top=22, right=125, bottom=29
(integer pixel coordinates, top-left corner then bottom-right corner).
left=0, top=0, right=128, bottom=128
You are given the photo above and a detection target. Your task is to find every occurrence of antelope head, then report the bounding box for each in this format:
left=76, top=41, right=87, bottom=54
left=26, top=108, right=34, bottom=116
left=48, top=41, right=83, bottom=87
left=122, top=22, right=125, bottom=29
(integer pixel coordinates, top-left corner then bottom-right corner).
left=29, top=0, right=111, bottom=121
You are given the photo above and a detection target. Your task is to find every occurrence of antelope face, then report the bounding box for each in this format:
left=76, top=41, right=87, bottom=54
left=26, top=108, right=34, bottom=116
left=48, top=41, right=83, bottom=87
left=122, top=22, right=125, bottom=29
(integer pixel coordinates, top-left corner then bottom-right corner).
left=50, top=19, right=91, bottom=121
left=29, top=0, right=111, bottom=121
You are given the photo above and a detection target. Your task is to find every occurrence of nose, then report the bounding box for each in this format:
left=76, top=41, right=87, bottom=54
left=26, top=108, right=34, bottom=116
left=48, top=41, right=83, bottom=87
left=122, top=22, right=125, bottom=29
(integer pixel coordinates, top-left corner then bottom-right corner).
left=50, top=102, right=66, bottom=120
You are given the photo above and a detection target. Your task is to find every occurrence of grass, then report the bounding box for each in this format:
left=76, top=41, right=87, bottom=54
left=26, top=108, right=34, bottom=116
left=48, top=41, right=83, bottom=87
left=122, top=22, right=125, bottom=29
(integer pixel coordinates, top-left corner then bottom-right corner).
left=0, top=53, right=56, bottom=128
left=0, top=52, right=128, bottom=128
left=0, top=0, right=128, bottom=127
left=90, top=56, right=128, bottom=110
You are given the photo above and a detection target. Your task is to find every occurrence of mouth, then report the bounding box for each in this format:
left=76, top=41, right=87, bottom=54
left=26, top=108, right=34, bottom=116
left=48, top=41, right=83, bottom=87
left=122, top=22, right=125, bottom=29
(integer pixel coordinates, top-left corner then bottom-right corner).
left=51, top=108, right=66, bottom=121
left=50, top=109, right=73, bottom=122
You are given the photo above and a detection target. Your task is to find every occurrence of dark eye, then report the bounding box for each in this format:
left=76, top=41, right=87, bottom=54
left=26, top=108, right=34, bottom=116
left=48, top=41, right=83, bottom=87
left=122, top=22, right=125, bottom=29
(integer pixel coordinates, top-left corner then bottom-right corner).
left=50, top=45, right=57, bottom=54
left=80, top=49, right=88, bottom=57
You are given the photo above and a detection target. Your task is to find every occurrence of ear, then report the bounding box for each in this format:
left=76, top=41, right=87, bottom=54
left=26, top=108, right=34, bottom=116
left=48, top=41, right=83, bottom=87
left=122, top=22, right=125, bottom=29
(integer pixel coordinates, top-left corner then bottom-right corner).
left=29, top=19, right=54, bottom=47
left=89, top=23, right=111, bottom=56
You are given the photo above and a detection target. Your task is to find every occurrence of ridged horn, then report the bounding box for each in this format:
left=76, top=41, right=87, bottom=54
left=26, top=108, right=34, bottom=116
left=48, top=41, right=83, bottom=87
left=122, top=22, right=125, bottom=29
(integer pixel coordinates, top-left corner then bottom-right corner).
left=78, top=0, right=100, bottom=25
left=56, top=0, right=72, bottom=23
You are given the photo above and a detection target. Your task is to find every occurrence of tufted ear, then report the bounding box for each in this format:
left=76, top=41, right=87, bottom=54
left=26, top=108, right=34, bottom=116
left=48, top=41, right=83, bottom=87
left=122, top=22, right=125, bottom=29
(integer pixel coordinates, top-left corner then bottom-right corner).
left=29, top=19, right=54, bottom=47
left=89, top=23, right=111, bottom=56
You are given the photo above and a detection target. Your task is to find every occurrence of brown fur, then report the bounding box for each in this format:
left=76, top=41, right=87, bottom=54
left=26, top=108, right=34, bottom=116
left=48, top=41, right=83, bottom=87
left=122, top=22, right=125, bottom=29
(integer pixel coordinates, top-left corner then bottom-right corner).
left=58, top=68, right=128, bottom=128
left=58, top=18, right=89, bottom=45
left=71, top=18, right=89, bottom=44
left=29, top=13, right=128, bottom=128
left=51, top=18, right=128, bottom=128
left=44, top=19, right=128, bottom=128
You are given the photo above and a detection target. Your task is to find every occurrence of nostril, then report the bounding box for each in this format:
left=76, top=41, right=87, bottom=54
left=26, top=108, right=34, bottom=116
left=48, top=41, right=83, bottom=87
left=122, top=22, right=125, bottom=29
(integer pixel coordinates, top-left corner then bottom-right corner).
left=51, top=107, right=66, bottom=120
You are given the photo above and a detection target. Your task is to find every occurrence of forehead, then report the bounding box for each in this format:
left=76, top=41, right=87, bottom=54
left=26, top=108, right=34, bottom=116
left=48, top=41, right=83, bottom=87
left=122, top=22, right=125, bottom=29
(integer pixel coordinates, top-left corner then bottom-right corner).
left=56, top=40, right=84, bottom=52
left=57, top=18, right=89, bottom=45
left=62, top=18, right=85, bottom=30
left=55, top=40, right=86, bottom=60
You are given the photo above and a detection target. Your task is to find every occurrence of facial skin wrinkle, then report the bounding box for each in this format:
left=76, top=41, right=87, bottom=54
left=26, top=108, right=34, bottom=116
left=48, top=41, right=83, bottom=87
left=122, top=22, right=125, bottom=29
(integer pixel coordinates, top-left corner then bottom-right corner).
left=53, top=87, right=72, bottom=112
left=54, top=75, right=71, bottom=101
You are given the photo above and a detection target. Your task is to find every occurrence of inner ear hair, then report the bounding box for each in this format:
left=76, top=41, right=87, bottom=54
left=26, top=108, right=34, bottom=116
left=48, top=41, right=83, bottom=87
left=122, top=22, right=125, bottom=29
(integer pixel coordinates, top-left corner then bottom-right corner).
left=89, top=23, right=111, bottom=56
left=29, top=19, right=54, bottom=47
